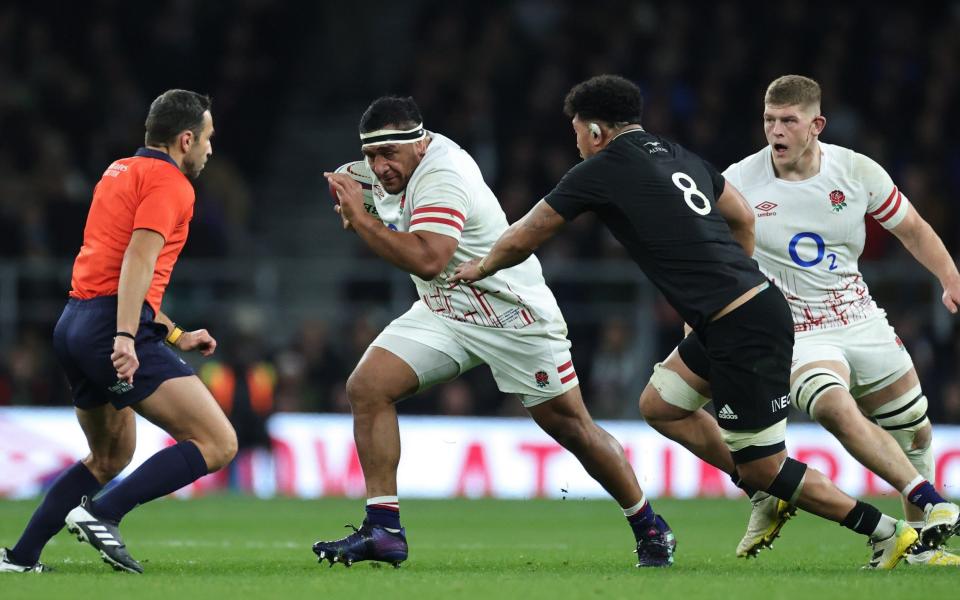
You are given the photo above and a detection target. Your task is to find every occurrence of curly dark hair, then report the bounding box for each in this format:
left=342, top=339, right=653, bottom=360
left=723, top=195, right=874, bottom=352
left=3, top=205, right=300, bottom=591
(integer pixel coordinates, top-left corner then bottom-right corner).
left=144, top=89, right=211, bottom=147
left=563, top=75, right=643, bottom=126
left=359, top=96, right=423, bottom=133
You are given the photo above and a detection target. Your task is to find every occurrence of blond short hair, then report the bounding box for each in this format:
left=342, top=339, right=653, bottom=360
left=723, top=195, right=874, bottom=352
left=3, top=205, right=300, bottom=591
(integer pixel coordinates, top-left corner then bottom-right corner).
left=764, top=75, right=821, bottom=111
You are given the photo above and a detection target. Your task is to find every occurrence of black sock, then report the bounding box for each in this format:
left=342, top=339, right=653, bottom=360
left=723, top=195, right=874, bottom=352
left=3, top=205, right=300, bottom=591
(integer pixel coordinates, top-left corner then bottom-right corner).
left=840, top=500, right=882, bottom=536
left=10, top=462, right=101, bottom=566
left=93, top=441, right=208, bottom=523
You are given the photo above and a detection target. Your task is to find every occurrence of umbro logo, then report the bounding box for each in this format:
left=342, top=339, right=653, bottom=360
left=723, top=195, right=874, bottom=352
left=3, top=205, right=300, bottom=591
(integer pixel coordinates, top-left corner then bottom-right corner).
left=755, top=201, right=778, bottom=217
left=718, top=404, right=738, bottom=420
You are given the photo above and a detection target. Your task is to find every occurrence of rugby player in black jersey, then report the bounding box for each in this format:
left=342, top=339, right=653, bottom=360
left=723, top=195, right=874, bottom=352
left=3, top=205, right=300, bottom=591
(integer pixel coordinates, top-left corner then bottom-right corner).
left=451, top=74, right=918, bottom=570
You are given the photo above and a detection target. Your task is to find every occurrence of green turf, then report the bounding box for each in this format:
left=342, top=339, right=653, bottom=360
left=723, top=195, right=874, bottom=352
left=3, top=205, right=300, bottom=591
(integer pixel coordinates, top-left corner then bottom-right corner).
left=0, top=496, right=955, bottom=599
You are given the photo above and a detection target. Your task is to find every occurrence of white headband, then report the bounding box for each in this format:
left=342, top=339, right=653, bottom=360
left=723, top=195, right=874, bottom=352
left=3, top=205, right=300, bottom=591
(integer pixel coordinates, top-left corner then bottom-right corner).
left=360, top=123, right=426, bottom=147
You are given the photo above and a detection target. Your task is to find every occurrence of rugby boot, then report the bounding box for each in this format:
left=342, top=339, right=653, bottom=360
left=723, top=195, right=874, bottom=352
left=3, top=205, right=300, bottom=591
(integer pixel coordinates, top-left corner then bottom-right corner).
left=864, top=519, right=918, bottom=570
left=736, top=492, right=797, bottom=558
left=919, top=502, right=960, bottom=548
left=905, top=541, right=960, bottom=566
left=65, top=496, right=143, bottom=574
left=634, top=515, right=676, bottom=567
left=0, top=548, right=50, bottom=573
left=312, top=520, right=408, bottom=568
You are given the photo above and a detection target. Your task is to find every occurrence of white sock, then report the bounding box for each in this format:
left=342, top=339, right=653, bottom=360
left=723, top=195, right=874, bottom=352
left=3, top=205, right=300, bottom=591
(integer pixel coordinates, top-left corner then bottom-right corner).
left=622, top=494, right=647, bottom=517
left=870, top=514, right=898, bottom=541
left=900, top=475, right=925, bottom=499
left=366, top=495, right=399, bottom=508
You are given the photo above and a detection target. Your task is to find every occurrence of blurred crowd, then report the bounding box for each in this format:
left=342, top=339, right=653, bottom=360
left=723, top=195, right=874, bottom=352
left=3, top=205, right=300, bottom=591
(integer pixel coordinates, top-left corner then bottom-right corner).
left=3, top=1, right=960, bottom=426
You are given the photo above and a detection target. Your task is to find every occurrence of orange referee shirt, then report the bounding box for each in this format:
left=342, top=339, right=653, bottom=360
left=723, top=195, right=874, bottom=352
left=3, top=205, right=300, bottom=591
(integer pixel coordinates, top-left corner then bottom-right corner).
left=69, top=148, right=195, bottom=314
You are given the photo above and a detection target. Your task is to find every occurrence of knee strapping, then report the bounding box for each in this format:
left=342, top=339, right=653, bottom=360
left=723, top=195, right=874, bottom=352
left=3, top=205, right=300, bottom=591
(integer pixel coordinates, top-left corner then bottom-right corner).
left=649, top=362, right=710, bottom=412
left=767, top=457, right=807, bottom=505
left=791, top=368, right=847, bottom=417
left=871, top=384, right=933, bottom=481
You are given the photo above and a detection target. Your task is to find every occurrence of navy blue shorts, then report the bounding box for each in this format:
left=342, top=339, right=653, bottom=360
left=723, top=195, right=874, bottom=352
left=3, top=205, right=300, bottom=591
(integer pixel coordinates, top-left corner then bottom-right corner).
left=52, top=296, right=195, bottom=410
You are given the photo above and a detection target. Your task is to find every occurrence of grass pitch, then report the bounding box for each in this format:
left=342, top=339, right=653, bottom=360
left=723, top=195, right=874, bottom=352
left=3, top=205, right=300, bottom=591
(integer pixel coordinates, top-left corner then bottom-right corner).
left=1, top=496, right=956, bottom=599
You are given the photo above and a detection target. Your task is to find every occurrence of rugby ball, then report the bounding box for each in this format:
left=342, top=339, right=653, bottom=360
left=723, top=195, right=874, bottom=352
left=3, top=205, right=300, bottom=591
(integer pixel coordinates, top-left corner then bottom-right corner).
left=331, top=160, right=382, bottom=223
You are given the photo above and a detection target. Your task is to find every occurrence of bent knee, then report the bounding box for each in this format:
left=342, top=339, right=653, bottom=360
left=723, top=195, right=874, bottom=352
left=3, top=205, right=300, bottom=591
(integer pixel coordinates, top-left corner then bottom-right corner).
left=345, top=370, right=383, bottom=407
left=195, top=427, right=238, bottom=472
left=812, top=401, right=863, bottom=437
left=638, top=386, right=660, bottom=419
left=85, top=452, right=134, bottom=482
left=736, top=459, right=782, bottom=490
left=912, top=422, right=932, bottom=450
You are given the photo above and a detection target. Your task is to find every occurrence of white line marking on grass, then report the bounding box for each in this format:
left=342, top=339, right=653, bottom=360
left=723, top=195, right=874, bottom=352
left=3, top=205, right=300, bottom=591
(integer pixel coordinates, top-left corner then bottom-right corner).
left=139, top=539, right=302, bottom=549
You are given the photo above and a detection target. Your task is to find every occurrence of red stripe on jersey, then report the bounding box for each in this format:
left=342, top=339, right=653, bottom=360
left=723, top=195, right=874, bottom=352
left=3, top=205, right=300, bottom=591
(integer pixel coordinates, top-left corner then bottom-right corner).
left=470, top=286, right=492, bottom=317
left=876, top=191, right=903, bottom=223
left=869, top=187, right=898, bottom=216
left=558, top=360, right=573, bottom=373
left=412, top=206, right=465, bottom=221
left=410, top=217, right=464, bottom=230
left=560, top=371, right=577, bottom=384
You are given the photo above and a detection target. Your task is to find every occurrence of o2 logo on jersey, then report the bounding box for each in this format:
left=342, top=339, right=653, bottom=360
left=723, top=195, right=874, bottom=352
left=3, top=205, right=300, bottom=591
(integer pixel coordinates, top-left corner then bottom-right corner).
left=671, top=172, right=711, bottom=215
left=788, top=232, right=837, bottom=271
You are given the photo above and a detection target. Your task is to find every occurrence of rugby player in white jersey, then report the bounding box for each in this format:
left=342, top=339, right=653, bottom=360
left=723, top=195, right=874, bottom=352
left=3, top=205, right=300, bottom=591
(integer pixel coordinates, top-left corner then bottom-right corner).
left=310, top=96, right=676, bottom=569
left=638, top=75, right=960, bottom=565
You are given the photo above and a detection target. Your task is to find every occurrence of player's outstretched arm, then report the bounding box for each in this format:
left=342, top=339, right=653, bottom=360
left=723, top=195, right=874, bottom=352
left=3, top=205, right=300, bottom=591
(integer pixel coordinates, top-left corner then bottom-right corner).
left=890, top=204, right=960, bottom=313
left=451, top=200, right=565, bottom=284
left=715, top=180, right=756, bottom=257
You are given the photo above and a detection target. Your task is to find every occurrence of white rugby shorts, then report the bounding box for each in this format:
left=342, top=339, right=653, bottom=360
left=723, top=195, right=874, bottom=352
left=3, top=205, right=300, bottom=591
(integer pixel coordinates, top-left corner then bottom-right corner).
left=792, top=312, right=914, bottom=398
left=371, top=301, right=579, bottom=407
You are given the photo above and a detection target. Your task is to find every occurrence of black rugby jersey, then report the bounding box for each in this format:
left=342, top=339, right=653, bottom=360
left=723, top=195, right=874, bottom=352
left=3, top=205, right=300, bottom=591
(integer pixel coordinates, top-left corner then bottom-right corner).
left=544, top=129, right=766, bottom=332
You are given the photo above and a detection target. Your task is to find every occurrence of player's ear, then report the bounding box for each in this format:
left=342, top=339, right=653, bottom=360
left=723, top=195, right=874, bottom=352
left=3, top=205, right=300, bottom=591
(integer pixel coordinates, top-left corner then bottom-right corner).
left=589, top=122, right=601, bottom=140
left=811, top=114, right=826, bottom=136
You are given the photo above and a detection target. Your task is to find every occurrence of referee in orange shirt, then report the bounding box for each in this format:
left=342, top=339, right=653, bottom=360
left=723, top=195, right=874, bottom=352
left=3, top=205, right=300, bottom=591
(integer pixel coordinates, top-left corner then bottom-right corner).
left=1, top=90, right=237, bottom=574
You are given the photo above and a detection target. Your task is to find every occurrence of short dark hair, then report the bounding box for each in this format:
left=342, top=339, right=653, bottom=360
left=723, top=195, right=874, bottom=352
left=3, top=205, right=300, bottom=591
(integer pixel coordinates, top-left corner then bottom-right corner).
left=359, top=96, right=423, bottom=133
left=563, top=75, right=643, bottom=126
left=144, top=89, right=212, bottom=147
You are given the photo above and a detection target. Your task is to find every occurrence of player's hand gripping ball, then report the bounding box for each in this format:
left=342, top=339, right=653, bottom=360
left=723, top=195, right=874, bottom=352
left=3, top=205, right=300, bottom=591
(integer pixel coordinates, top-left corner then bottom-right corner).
left=328, top=180, right=341, bottom=205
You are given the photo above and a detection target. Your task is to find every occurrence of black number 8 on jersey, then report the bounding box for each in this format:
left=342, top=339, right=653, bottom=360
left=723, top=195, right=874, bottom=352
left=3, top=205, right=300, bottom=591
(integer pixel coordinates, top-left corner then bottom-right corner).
left=672, top=172, right=711, bottom=215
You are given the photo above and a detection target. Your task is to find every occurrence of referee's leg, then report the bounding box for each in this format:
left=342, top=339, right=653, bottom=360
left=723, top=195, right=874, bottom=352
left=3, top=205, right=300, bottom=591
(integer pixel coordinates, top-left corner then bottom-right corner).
left=5, top=404, right=134, bottom=568
left=88, top=375, right=238, bottom=524
left=78, top=403, right=137, bottom=485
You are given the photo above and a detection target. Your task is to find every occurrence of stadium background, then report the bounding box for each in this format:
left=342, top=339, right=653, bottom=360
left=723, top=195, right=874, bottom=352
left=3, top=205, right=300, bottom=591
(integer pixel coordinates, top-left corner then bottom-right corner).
left=2, top=0, right=960, bottom=502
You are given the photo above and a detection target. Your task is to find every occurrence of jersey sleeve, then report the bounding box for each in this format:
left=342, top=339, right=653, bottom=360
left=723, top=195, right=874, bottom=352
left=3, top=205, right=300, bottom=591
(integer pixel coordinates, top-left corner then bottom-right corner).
left=132, top=168, right=193, bottom=240
left=702, top=159, right=726, bottom=198
left=721, top=162, right=742, bottom=190
left=543, top=159, right=606, bottom=221
left=856, top=152, right=908, bottom=229
left=408, top=168, right=469, bottom=241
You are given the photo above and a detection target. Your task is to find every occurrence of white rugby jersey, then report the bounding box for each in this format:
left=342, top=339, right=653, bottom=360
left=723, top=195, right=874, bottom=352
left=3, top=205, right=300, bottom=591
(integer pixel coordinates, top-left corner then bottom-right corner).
left=336, top=133, right=563, bottom=329
left=723, top=142, right=909, bottom=332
